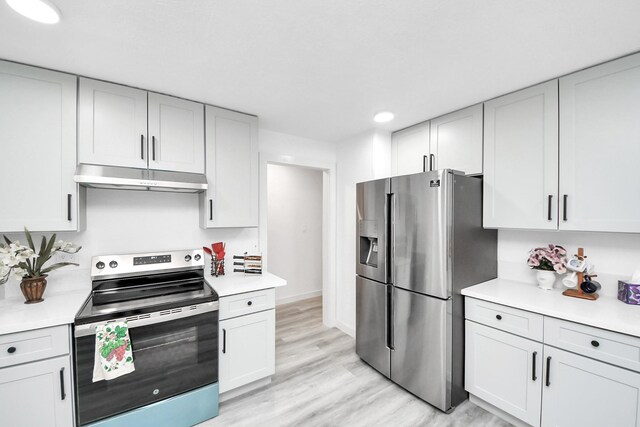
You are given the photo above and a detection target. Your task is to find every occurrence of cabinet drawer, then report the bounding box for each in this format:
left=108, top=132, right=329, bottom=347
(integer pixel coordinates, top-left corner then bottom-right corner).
left=545, top=317, right=640, bottom=372
left=0, top=325, right=69, bottom=368
left=466, top=298, right=543, bottom=341
left=219, top=288, right=275, bottom=320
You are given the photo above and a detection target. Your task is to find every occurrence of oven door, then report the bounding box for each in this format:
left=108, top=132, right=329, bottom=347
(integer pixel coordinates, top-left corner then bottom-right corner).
left=74, top=305, right=218, bottom=426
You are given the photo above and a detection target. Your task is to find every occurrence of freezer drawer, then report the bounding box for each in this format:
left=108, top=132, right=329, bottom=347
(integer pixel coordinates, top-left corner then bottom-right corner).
left=391, top=287, right=451, bottom=411
left=392, top=170, right=451, bottom=299
left=356, top=178, right=390, bottom=284
left=356, top=276, right=390, bottom=377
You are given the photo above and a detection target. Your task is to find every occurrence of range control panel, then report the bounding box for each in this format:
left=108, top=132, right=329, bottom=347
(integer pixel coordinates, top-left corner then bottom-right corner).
left=133, top=255, right=172, bottom=265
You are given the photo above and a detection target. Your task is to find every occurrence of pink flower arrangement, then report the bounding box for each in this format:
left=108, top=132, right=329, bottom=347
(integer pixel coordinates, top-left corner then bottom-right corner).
left=527, top=244, right=567, bottom=274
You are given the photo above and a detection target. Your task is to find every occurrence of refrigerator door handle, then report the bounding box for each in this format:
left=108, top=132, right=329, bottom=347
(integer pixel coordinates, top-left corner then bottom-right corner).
left=389, top=193, right=396, bottom=285
left=387, top=285, right=394, bottom=350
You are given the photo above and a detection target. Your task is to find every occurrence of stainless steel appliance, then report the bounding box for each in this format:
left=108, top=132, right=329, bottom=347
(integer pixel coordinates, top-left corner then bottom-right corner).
left=74, top=249, right=219, bottom=426
left=356, top=170, right=497, bottom=412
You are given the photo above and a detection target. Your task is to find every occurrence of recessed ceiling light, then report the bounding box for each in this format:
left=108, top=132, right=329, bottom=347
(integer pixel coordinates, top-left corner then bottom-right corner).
left=6, top=0, right=61, bottom=24
left=374, top=111, right=394, bottom=123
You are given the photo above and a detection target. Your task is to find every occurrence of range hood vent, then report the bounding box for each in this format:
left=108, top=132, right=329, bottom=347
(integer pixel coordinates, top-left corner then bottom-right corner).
left=74, top=164, right=208, bottom=193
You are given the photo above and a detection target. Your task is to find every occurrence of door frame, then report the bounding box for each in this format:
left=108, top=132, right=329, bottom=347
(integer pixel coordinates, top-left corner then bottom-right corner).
left=259, top=152, right=337, bottom=328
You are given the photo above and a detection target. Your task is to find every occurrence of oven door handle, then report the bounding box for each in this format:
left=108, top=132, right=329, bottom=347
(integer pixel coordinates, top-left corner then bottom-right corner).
left=74, top=300, right=219, bottom=338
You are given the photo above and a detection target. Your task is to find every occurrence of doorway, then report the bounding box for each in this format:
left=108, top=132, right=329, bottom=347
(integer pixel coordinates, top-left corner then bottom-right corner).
left=259, top=153, right=336, bottom=328
left=267, top=164, right=323, bottom=304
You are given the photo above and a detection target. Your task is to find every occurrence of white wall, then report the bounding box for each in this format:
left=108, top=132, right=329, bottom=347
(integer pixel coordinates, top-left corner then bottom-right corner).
left=267, top=164, right=323, bottom=304
left=2, top=189, right=258, bottom=298
left=336, top=129, right=391, bottom=336
left=259, top=129, right=337, bottom=163
left=498, top=229, right=640, bottom=297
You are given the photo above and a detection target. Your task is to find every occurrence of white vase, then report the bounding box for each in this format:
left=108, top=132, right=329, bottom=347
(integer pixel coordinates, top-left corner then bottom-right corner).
left=536, top=270, right=556, bottom=290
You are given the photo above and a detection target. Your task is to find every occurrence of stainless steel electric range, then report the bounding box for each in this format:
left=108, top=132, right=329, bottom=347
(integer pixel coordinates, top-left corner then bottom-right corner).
left=74, top=249, right=219, bottom=427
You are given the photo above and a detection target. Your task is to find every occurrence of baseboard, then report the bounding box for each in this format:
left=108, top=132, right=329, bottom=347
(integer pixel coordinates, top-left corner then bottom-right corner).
left=276, top=290, right=322, bottom=305
left=336, top=319, right=355, bottom=338
left=469, top=394, right=532, bottom=427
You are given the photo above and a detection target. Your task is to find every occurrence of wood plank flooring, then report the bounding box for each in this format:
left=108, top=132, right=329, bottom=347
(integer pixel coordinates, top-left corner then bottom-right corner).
left=199, top=297, right=510, bottom=427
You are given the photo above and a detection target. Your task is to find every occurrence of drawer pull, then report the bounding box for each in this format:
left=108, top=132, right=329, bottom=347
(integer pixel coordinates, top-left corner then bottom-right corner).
left=495, top=314, right=502, bottom=320
left=247, top=301, right=253, bottom=306
left=591, top=340, right=600, bottom=348
left=7, top=346, right=16, bottom=354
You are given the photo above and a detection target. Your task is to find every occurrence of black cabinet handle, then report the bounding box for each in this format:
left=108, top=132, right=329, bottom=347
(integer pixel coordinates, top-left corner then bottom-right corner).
left=222, top=329, right=226, bottom=354
left=152, top=136, right=156, bottom=161
left=563, top=194, right=568, bottom=221
left=532, top=351, right=537, bottom=381
left=429, top=154, right=435, bottom=171
left=423, top=155, right=428, bottom=172
left=591, top=340, right=600, bottom=348
left=140, top=135, right=145, bottom=160
left=209, top=199, right=213, bottom=221
left=495, top=314, right=502, bottom=320
left=546, top=356, right=552, bottom=387
left=7, top=346, right=16, bottom=354
left=547, top=195, right=553, bottom=220
left=247, top=301, right=253, bottom=306
left=67, top=194, right=72, bottom=221
left=59, top=367, right=66, bottom=400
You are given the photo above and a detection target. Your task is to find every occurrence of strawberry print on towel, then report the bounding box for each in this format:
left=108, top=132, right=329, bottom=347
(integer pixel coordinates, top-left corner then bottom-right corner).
left=93, top=322, right=135, bottom=382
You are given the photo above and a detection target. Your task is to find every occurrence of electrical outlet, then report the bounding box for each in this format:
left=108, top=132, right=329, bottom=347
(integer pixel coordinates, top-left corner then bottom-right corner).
left=54, top=251, right=79, bottom=265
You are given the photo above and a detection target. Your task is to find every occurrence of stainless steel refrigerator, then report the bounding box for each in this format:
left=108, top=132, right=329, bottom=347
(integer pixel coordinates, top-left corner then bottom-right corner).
left=355, top=169, right=497, bottom=412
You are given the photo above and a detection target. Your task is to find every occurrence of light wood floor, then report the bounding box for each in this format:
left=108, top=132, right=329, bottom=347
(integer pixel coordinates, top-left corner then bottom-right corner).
left=199, top=297, right=510, bottom=427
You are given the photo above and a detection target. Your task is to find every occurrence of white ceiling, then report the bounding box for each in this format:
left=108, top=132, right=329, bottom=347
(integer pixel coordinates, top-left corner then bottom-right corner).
left=1, top=1, right=640, bottom=142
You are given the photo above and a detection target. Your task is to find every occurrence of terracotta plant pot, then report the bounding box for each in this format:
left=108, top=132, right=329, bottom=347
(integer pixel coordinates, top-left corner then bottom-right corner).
left=20, top=275, right=48, bottom=304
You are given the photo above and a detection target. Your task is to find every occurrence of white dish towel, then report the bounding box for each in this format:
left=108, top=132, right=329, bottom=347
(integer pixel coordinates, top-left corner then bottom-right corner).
left=92, top=321, right=135, bottom=382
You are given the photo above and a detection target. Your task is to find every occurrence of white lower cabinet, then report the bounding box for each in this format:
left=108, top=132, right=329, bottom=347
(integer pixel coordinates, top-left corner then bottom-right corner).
left=466, top=297, right=640, bottom=427
left=541, top=346, right=640, bottom=427
left=219, top=309, right=275, bottom=393
left=0, top=324, right=73, bottom=427
left=466, top=321, right=543, bottom=426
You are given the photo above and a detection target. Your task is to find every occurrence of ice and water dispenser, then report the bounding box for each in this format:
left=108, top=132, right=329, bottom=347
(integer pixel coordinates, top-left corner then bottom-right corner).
left=359, top=220, right=378, bottom=267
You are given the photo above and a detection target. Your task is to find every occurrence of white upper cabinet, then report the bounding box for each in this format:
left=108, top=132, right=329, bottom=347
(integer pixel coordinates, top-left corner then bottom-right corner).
left=148, top=93, right=205, bottom=174
left=391, top=122, right=430, bottom=176
left=483, top=81, right=559, bottom=230
left=78, top=80, right=205, bottom=174
left=559, top=53, right=640, bottom=233
left=201, top=106, right=258, bottom=228
left=429, top=104, right=483, bottom=175
left=78, top=78, right=148, bottom=169
left=0, top=61, right=81, bottom=232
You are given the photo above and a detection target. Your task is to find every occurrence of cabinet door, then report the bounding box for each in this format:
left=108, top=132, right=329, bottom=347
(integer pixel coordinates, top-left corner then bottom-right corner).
left=0, top=355, right=73, bottom=427
left=390, top=122, right=429, bottom=176
left=541, top=346, right=640, bottom=427
left=559, top=53, right=640, bottom=232
left=78, top=78, right=148, bottom=169
left=219, top=309, right=275, bottom=393
left=201, top=106, right=258, bottom=228
left=0, top=61, right=79, bottom=232
left=429, top=104, right=483, bottom=175
left=148, top=93, right=205, bottom=174
left=483, top=81, right=559, bottom=229
left=465, top=321, right=543, bottom=427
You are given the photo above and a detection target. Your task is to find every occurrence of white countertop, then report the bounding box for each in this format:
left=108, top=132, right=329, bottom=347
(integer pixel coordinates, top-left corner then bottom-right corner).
left=463, top=278, right=640, bottom=338
left=0, top=288, right=90, bottom=335
left=204, top=271, right=286, bottom=297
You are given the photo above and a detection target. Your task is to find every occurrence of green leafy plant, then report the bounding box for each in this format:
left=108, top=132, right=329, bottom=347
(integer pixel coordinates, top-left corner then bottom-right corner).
left=0, top=227, right=81, bottom=285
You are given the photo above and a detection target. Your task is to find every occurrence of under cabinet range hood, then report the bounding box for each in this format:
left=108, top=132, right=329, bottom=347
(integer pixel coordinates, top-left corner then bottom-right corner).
left=74, top=164, right=208, bottom=193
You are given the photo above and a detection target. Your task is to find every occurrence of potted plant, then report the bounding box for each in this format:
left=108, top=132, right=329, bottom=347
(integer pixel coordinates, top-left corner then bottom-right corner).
left=527, top=244, right=567, bottom=290
left=0, top=228, right=81, bottom=304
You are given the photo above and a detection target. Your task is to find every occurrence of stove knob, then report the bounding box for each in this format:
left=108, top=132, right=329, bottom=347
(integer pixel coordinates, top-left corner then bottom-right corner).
left=184, top=255, right=192, bottom=262
left=96, top=261, right=105, bottom=270
left=109, top=261, right=118, bottom=268
left=194, top=254, right=201, bottom=261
